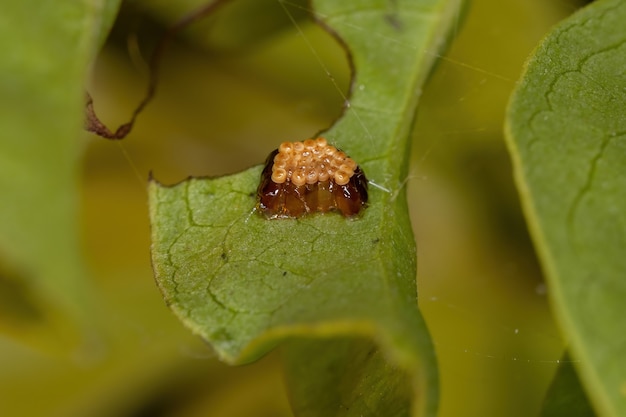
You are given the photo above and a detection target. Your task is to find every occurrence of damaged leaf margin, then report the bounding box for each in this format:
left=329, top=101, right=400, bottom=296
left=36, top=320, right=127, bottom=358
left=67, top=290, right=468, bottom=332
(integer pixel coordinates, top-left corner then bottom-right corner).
left=150, top=0, right=465, bottom=416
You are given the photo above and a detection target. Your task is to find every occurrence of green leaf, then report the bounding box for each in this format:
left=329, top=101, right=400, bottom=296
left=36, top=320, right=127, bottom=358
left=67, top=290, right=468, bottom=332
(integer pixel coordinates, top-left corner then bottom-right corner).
left=0, top=0, right=121, bottom=344
left=541, top=354, right=596, bottom=417
left=149, top=0, right=464, bottom=416
left=505, top=1, right=626, bottom=415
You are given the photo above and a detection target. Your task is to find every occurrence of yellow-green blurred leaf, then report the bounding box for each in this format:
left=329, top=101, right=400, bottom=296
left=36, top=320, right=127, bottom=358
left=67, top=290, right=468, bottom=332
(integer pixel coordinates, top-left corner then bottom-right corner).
left=0, top=0, right=121, bottom=345
left=136, top=0, right=309, bottom=51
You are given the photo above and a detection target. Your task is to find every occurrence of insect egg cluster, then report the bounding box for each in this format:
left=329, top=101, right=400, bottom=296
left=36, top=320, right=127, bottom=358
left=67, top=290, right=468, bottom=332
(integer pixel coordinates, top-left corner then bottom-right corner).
left=257, top=137, right=368, bottom=218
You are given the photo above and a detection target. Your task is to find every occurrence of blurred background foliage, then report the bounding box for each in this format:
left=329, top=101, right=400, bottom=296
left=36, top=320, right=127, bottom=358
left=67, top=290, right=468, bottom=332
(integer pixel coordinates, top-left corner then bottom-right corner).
left=0, top=0, right=593, bottom=416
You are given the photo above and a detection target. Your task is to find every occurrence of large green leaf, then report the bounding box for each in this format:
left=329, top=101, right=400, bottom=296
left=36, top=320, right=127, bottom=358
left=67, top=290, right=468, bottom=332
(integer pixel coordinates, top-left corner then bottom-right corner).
left=150, top=0, right=464, bottom=415
left=505, top=1, right=626, bottom=416
left=0, top=1, right=121, bottom=344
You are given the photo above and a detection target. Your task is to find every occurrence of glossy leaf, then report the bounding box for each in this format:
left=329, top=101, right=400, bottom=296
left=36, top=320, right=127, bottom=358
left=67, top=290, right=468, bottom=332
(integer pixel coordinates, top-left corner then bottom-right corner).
left=150, top=0, right=464, bottom=416
left=0, top=1, right=121, bottom=344
left=505, top=1, right=626, bottom=415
